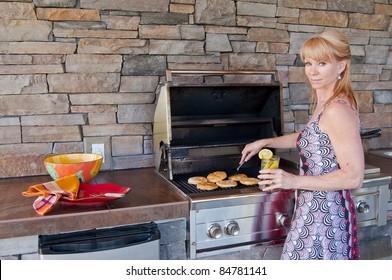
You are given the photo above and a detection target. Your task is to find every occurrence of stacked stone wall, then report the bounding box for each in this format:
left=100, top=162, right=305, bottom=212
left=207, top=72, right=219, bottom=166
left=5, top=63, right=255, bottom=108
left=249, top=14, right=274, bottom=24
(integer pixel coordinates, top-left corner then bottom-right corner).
left=1, top=0, right=391, bottom=177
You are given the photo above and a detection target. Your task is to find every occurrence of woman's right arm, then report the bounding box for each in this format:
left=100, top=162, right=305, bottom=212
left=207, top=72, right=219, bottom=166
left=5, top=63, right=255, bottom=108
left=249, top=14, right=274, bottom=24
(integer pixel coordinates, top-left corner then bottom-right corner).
left=240, top=132, right=300, bottom=164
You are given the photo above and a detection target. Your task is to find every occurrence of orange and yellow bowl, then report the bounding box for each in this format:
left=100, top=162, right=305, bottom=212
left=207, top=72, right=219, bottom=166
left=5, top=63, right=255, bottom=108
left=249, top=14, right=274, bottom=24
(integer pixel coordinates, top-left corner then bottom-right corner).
left=44, top=153, right=103, bottom=183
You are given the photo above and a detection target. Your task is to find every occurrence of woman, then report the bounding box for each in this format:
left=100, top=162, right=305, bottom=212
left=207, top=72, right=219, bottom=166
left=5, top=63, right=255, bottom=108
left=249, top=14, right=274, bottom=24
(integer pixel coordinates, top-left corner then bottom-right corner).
left=240, top=30, right=364, bottom=260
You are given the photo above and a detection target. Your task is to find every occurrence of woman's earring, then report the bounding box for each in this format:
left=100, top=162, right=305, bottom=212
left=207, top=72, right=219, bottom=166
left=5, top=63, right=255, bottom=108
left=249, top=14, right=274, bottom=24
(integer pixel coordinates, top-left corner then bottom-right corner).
left=337, top=74, right=342, bottom=80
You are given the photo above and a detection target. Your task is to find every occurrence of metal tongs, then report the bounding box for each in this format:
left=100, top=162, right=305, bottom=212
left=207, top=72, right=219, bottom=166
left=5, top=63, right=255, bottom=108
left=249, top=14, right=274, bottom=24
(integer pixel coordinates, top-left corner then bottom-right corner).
left=360, top=128, right=381, bottom=139
left=236, top=161, right=246, bottom=172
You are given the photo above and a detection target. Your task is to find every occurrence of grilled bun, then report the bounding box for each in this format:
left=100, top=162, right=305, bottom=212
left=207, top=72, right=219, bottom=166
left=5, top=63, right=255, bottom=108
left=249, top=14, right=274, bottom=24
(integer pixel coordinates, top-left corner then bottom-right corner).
left=216, top=180, right=238, bottom=188
left=196, top=182, right=219, bottom=191
left=240, top=177, right=260, bottom=186
left=207, top=171, right=227, bottom=182
left=188, top=176, right=208, bottom=185
left=228, top=173, right=248, bottom=181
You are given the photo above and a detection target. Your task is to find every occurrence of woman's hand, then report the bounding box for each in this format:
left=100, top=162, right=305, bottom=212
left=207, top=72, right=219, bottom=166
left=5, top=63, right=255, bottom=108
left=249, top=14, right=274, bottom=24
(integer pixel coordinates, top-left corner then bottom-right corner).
left=258, top=168, right=297, bottom=191
left=240, top=140, right=265, bottom=164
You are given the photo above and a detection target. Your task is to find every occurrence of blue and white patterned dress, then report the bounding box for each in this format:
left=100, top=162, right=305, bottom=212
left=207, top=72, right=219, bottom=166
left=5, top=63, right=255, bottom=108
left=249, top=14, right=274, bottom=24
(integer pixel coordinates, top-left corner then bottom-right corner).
left=281, top=100, right=360, bottom=260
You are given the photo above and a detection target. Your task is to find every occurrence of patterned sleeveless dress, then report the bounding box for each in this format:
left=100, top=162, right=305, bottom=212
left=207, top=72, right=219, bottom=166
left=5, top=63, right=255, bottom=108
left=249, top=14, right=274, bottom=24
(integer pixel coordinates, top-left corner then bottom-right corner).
left=281, top=100, right=360, bottom=260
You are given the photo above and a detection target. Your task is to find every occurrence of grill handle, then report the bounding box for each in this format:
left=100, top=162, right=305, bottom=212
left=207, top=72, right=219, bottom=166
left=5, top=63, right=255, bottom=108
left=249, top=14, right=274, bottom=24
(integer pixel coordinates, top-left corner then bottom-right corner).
left=166, top=70, right=280, bottom=84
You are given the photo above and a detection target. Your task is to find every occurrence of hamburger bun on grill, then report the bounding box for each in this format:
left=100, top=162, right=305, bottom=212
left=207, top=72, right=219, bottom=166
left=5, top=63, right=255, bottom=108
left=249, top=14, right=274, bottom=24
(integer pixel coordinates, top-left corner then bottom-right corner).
left=228, top=173, right=248, bottom=181
left=216, top=179, right=238, bottom=188
left=196, top=182, right=219, bottom=191
left=188, top=176, right=208, bottom=185
left=240, top=177, right=260, bottom=186
left=207, top=171, right=227, bottom=182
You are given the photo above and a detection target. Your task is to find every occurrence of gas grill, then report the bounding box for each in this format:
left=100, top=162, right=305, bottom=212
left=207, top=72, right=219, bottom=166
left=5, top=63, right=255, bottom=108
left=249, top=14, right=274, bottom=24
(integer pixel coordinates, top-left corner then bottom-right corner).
left=153, top=70, right=295, bottom=259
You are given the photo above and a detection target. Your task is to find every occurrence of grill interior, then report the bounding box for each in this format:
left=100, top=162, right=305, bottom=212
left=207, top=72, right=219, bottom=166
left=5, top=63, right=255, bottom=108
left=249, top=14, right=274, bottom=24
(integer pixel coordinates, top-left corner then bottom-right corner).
left=172, top=168, right=261, bottom=195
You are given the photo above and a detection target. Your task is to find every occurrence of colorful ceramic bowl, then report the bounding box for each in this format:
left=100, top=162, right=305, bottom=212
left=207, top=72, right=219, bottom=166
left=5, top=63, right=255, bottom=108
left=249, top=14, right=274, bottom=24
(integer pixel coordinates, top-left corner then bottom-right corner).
left=44, top=153, right=103, bottom=183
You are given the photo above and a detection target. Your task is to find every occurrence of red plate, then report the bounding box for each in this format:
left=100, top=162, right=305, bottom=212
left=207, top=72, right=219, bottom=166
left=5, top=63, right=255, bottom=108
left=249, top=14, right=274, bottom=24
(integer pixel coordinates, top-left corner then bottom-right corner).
left=60, top=182, right=131, bottom=204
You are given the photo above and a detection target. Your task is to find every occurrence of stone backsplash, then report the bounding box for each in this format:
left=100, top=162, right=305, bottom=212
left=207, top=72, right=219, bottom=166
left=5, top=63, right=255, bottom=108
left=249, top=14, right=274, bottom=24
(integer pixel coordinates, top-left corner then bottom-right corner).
left=1, top=0, right=391, bottom=178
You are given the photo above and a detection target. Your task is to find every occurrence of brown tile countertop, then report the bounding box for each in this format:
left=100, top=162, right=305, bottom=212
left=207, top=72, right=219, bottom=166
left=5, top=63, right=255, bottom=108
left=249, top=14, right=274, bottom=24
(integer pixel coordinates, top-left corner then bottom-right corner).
left=0, top=168, right=189, bottom=239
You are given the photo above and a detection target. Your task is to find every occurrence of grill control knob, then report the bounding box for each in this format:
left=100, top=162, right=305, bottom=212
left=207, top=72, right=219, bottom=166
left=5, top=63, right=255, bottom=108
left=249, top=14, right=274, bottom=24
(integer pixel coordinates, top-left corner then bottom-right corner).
left=356, top=200, right=370, bottom=214
left=207, top=223, right=222, bottom=239
left=225, top=221, right=240, bottom=236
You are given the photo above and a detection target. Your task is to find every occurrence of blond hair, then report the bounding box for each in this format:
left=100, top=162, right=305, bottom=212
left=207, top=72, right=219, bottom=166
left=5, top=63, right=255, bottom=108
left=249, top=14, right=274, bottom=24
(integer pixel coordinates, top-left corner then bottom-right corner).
left=300, top=30, right=357, bottom=111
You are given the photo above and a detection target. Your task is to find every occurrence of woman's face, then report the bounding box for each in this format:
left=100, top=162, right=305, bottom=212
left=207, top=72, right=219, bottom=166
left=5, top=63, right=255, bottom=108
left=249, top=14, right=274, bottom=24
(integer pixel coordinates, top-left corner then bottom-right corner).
left=303, top=57, right=345, bottom=92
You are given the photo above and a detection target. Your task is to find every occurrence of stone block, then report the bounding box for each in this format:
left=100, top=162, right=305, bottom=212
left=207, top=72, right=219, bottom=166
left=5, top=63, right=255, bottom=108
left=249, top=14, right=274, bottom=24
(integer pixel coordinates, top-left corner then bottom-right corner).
left=21, top=114, right=87, bottom=126
left=349, top=13, right=390, bottom=30
left=82, top=124, right=152, bottom=137
left=278, top=0, right=327, bottom=10
left=149, top=39, right=205, bottom=55
left=0, top=94, right=69, bottom=116
left=0, top=74, right=47, bottom=94
left=229, top=53, right=276, bottom=70
left=289, top=83, right=310, bottom=104
left=54, top=21, right=106, bottom=30
left=299, top=10, right=348, bottom=27
left=65, top=54, right=122, bottom=73
left=237, top=16, right=277, bottom=28
left=22, top=125, right=82, bottom=143
left=237, top=2, right=277, bottom=18
left=359, top=112, right=392, bottom=129
left=88, top=112, right=116, bottom=125
left=0, top=64, right=64, bottom=75
left=71, top=105, right=117, bottom=114
left=122, top=55, right=166, bottom=76
left=80, top=0, right=170, bottom=12
left=36, top=8, right=100, bottom=21
left=70, top=93, right=156, bottom=105
left=140, top=12, right=188, bottom=25
left=356, top=91, right=374, bottom=113
left=0, top=20, right=52, bottom=42
left=139, top=25, right=181, bottom=39
left=53, top=142, right=83, bottom=154
left=294, top=110, right=309, bottom=124
left=288, top=67, right=305, bottom=83
left=112, top=154, right=155, bottom=169
left=277, top=7, right=299, bottom=18
left=33, top=0, right=77, bottom=8
left=0, top=154, right=49, bottom=178
left=231, top=41, right=256, bottom=52
left=78, top=38, right=147, bottom=54
left=374, top=90, right=392, bottom=104
left=375, top=3, right=392, bottom=15
left=101, top=15, right=140, bottom=30
left=179, top=25, right=205, bottom=40
left=0, top=42, right=76, bottom=55
left=0, top=126, right=21, bottom=144
left=0, top=2, right=36, bottom=20
left=248, top=28, right=289, bottom=42
left=0, top=143, right=52, bottom=156
left=170, top=4, right=194, bottom=14
left=328, top=0, right=374, bottom=13
left=206, top=33, right=232, bottom=52
left=48, top=73, right=120, bottom=93
left=111, top=135, right=143, bottom=156
left=365, top=45, right=389, bottom=64
left=117, top=104, right=156, bottom=123
left=195, top=0, right=236, bottom=26
left=119, top=76, right=159, bottom=92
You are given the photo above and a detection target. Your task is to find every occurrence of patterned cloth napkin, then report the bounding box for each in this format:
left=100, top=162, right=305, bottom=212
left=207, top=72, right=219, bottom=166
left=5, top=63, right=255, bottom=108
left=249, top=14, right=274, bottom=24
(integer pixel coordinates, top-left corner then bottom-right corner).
left=22, top=174, right=80, bottom=215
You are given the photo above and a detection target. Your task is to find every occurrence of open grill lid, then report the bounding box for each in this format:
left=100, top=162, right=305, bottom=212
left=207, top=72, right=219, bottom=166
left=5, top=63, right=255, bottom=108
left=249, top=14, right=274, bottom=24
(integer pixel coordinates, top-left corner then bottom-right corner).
left=153, top=70, right=284, bottom=179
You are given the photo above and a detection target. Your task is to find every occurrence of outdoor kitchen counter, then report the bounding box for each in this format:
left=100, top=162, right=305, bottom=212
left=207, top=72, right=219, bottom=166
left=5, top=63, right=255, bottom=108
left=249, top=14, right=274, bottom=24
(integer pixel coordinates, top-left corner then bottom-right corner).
left=0, top=168, right=189, bottom=239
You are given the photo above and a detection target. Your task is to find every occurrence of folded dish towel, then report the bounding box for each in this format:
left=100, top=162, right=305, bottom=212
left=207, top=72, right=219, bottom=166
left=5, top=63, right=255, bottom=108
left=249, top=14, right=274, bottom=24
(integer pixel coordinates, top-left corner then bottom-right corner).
left=22, top=174, right=80, bottom=215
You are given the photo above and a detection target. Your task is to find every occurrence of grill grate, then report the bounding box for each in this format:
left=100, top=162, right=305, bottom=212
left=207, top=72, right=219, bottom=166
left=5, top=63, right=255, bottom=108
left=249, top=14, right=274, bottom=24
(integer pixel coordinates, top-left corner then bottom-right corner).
left=172, top=169, right=259, bottom=194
